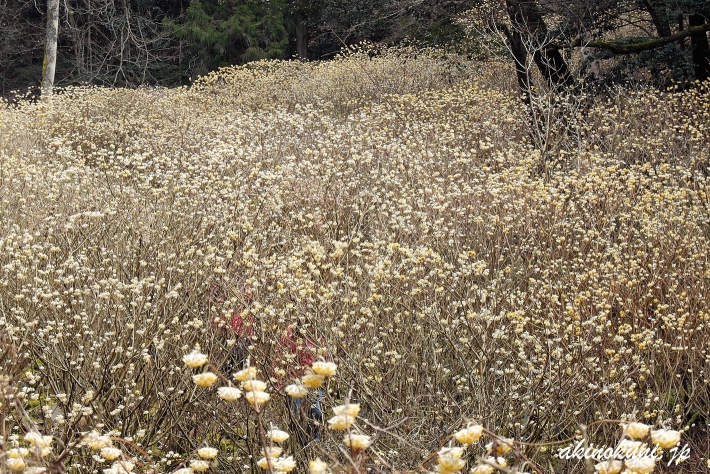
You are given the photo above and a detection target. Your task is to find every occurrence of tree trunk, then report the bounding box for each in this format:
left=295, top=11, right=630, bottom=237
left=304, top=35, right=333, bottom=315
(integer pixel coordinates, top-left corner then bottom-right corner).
left=504, top=0, right=572, bottom=89
left=504, top=26, right=532, bottom=105
left=41, top=0, right=60, bottom=97
left=642, top=0, right=672, bottom=38
left=689, top=13, right=710, bottom=82
left=295, top=12, right=308, bottom=61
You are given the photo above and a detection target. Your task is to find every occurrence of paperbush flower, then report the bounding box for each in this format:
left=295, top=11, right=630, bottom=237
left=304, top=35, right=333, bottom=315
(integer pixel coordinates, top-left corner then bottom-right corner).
left=189, top=459, right=210, bottom=472
left=327, top=414, right=355, bottom=430
left=7, top=448, right=29, bottom=458
left=192, top=372, right=218, bottom=387
left=485, top=438, right=513, bottom=455
left=624, top=457, right=655, bottom=474
left=100, top=446, right=122, bottom=461
left=241, top=379, right=267, bottom=392
left=217, top=386, right=242, bottom=401
left=5, top=458, right=27, bottom=472
left=267, top=429, right=290, bottom=443
left=197, top=447, right=218, bottom=459
left=284, top=384, right=309, bottom=398
left=257, top=457, right=276, bottom=470
left=343, top=433, right=372, bottom=452
left=453, top=424, right=483, bottom=444
left=435, top=446, right=466, bottom=472
left=24, top=432, right=52, bottom=448
left=618, top=439, right=646, bottom=457
left=312, top=361, right=337, bottom=376
left=650, top=429, right=681, bottom=449
left=261, top=446, right=283, bottom=458
left=332, top=403, right=360, bottom=417
left=83, top=431, right=112, bottom=450
left=273, top=456, right=297, bottom=472
left=471, top=464, right=494, bottom=474
left=302, top=374, right=325, bottom=388
left=623, top=422, right=650, bottom=439
left=309, top=458, right=329, bottom=474
left=244, top=390, right=270, bottom=407
left=234, top=367, right=258, bottom=382
left=594, top=460, right=623, bottom=474
left=183, top=351, right=208, bottom=368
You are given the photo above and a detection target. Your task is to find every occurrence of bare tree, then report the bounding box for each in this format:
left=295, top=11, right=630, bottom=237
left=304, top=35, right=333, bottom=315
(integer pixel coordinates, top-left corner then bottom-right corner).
left=41, top=0, right=60, bottom=97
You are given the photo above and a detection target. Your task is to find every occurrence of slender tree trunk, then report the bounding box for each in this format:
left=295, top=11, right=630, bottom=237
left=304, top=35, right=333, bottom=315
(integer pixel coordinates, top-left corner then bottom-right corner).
left=690, top=13, right=710, bottom=82
left=679, top=14, right=685, bottom=48
left=41, top=0, right=60, bottom=97
left=504, top=26, right=532, bottom=105
left=295, top=12, right=308, bottom=61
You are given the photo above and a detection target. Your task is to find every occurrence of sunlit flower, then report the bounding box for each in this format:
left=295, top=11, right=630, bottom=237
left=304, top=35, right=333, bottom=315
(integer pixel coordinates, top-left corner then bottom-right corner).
left=100, top=446, right=122, bottom=461
left=267, top=429, right=290, bottom=443
left=173, top=469, right=195, bottom=474
left=650, top=429, right=681, bottom=449
left=332, top=403, right=360, bottom=417
left=244, top=390, right=270, bottom=407
left=623, top=422, right=650, bottom=439
left=189, top=459, right=210, bottom=472
left=454, top=425, right=483, bottom=444
left=470, top=464, right=494, bottom=474
left=7, top=448, right=30, bottom=458
left=343, top=433, right=372, bottom=452
left=328, top=414, right=355, bottom=430
left=5, top=458, right=27, bottom=471
left=241, top=379, right=267, bottom=392
left=284, top=384, right=309, bottom=398
left=257, top=457, right=276, bottom=470
left=197, top=447, right=218, bottom=459
left=24, top=432, right=52, bottom=448
left=83, top=431, right=112, bottom=450
left=485, top=438, right=513, bottom=455
left=437, top=448, right=465, bottom=473
left=594, top=460, right=623, bottom=474
left=234, top=367, right=258, bottom=381
left=312, top=361, right=337, bottom=376
left=439, top=446, right=466, bottom=459
left=183, top=351, right=208, bottom=368
left=302, top=374, right=325, bottom=388
left=309, top=458, right=329, bottom=474
left=261, top=446, right=283, bottom=458
left=217, top=386, right=242, bottom=401
left=273, top=456, right=297, bottom=472
left=193, top=372, right=218, bottom=387
left=618, top=439, right=646, bottom=457
left=624, top=456, right=655, bottom=473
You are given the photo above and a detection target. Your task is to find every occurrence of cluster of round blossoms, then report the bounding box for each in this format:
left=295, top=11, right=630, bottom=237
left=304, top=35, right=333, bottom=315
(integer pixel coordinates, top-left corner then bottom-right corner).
left=593, top=423, right=682, bottom=474
left=255, top=429, right=296, bottom=473
left=170, top=446, right=219, bottom=474
left=183, top=350, right=271, bottom=409
left=435, top=424, right=514, bottom=474
left=4, top=432, right=53, bottom=472
left=283, top=360, right=337, bottom=396
left=81, top=431, right=136, bottom=474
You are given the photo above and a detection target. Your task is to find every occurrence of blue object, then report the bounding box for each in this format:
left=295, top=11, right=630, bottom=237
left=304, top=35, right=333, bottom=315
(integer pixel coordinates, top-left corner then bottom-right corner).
left=291, top=388, right=323, bottom=441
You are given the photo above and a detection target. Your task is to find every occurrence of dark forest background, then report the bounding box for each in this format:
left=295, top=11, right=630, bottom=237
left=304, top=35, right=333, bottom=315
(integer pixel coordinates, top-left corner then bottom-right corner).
left=1, top=0, right=709, bottom=97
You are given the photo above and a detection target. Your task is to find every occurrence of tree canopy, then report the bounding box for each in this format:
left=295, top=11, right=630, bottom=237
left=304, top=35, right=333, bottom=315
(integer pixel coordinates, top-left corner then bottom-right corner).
left=1, top=0, right=708, bottom=96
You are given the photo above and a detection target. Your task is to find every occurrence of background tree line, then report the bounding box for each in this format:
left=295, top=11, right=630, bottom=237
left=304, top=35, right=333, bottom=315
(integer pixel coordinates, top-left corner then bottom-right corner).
left=1, top=0, right=709, bottom=98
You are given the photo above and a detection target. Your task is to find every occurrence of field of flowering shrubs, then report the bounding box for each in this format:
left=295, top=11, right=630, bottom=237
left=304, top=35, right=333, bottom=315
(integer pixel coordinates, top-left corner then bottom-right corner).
left=1, top=47, right=709, bottom=473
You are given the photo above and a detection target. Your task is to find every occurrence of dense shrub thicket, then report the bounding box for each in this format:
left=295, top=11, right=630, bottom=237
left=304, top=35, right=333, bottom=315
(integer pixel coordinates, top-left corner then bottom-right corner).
left=1, top=48, right=709, bottom=473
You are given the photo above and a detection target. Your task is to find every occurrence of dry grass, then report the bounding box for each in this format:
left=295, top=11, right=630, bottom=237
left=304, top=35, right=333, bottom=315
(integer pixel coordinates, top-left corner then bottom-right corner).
left=0, top=46, right=709, bottom=473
